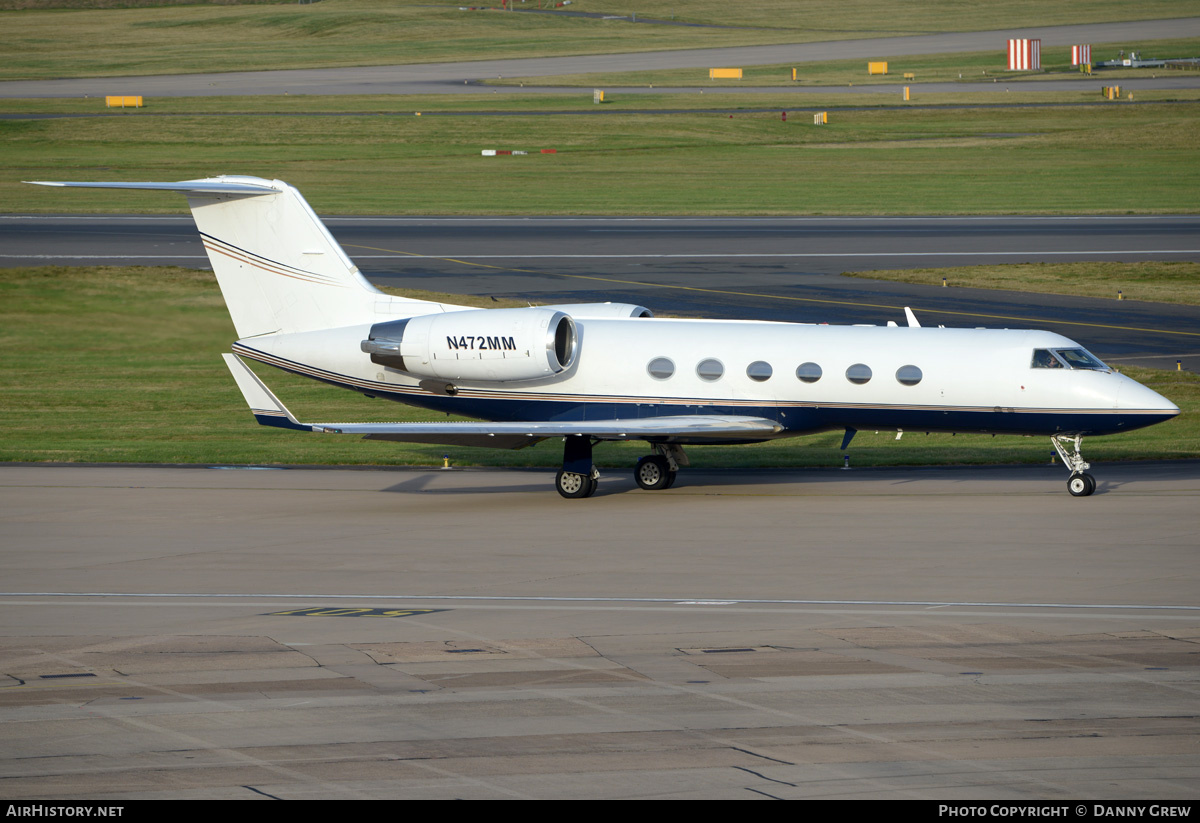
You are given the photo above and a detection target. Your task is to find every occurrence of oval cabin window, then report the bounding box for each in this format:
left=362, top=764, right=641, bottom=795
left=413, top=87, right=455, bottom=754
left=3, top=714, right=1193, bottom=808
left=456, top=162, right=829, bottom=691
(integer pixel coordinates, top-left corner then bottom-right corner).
left=696, top=358, right=724, bottom=382
left=846, top=363, right=872, bottom=385
left=896, top=365, right=923, bottom=386
left=746, top=361, right=773, bottom=382
left=647, top=357, right=675, bottom=380
left=795, top=362, right=822, bottom=383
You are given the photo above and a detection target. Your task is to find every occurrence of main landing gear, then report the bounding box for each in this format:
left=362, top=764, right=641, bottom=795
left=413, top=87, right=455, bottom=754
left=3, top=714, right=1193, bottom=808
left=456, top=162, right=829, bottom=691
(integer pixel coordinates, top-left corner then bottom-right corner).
left=555, top=439, right=687, bottom=499
left=1053, top=434, right=1096, bottom=497
left=635, top=445, right=684, bottom=491
left=555, top=435, right=599, bottom=499
left=634, top=455, right=674, bottom=490
left=555, top=467, right=598, bottom=498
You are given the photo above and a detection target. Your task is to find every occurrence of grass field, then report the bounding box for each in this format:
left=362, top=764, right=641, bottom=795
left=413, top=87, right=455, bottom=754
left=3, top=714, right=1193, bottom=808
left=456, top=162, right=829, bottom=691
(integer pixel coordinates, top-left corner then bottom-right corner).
left=553, top=0, right=1200, bottom=31
left=0, top=1, right=281, bottom=8
left=0, top=265, right=1195, bottom=470
left=846, top=262, right=1200, bottom=306
left=2, top=0, right=1196, bottom=81
left=6, top=101, right=1199, bottom=215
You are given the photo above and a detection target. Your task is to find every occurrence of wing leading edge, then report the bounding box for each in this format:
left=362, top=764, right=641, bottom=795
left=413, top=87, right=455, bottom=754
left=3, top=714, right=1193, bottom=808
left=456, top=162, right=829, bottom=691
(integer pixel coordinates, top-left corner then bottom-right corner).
left=222, top=354, right=783, bottom=450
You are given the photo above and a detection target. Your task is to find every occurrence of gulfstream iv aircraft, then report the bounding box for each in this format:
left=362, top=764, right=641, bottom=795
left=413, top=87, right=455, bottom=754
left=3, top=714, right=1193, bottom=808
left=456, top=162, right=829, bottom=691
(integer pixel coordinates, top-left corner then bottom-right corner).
left=31, top=176, right=1179, bottom=498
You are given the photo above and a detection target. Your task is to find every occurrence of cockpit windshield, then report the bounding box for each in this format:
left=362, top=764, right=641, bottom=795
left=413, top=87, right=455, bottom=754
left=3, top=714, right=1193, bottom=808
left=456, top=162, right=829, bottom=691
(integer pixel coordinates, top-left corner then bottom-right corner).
left=1031, top=348, right=1110, bottom=372
left=1055, top=348, right=1109, bottom=371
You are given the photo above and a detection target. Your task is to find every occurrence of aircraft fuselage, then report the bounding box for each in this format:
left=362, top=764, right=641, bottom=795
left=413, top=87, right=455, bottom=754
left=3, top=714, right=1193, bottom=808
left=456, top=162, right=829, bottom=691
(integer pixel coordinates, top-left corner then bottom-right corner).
left=233, top=318, right=1177, bottom=442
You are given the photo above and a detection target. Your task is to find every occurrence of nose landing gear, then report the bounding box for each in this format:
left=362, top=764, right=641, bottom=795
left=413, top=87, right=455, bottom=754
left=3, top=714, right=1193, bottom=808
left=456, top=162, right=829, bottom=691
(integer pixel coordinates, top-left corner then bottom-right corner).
left=1067, top=472, right=1096, bottom=497
left=1053, top=434, right=1096, bottom=497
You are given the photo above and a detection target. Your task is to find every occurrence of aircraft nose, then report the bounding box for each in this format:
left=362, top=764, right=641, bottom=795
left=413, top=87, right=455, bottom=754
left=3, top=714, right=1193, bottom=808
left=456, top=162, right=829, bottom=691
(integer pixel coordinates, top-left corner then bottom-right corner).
left=1117, top=376, right=1180, bottom=415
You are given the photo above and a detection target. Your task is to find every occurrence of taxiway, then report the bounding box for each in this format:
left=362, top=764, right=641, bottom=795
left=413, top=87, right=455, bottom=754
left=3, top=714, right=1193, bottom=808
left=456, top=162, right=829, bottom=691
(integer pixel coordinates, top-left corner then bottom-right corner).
left=1, top=462, right=1198, bottom=799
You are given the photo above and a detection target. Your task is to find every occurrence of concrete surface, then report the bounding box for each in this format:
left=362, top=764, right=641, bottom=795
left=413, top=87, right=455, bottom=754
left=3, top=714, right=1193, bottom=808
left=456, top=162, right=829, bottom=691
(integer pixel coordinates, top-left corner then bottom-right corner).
left=2, top=462, right=1197, bottom=799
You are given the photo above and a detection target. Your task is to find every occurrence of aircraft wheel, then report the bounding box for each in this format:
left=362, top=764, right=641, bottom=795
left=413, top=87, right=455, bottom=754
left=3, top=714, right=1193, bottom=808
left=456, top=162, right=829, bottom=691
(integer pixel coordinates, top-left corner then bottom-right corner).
left=635, top=455, right=672, bottom=490
left=663, top=470, right=677, bottom=489
left=556, top=469, right=596, bottom=499
left=1067, top=472, right=1096, bottom=497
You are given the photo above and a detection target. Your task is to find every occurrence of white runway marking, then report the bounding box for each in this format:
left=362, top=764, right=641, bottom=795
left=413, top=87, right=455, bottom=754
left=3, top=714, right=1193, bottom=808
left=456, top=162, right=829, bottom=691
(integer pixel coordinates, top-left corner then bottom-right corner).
left=2, top=214, right=1194, bottom=223
left=5, top=250, right=1199, bottom=261
left=352, top=250, right=1200, bottom=259
left=2, top=591, right=1197, bottom=611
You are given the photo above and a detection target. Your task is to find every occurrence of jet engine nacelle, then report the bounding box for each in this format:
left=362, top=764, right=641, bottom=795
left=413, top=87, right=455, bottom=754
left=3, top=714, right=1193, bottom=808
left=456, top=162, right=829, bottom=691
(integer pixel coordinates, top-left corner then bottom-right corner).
left=362, top=307, right=578, bottom=382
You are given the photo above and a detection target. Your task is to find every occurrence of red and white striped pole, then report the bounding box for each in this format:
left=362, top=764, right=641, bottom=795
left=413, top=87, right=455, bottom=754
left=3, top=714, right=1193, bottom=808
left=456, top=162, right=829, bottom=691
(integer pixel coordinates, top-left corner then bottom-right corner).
left=1008, top=39, right=1041, bottom=70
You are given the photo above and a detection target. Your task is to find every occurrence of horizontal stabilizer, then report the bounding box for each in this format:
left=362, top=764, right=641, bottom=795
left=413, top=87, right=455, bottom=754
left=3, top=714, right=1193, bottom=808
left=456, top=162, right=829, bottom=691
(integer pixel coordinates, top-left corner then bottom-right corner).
left=25, top=179, right=282, bottom=196
left=30, top=176, right=384, bottom=338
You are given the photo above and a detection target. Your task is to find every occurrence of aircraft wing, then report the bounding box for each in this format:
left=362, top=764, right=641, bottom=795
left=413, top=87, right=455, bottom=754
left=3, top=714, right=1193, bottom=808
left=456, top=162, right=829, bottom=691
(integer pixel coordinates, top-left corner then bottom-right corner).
left=222, top=354, right=783, bottom=450
left=353, top=415, right=782, bottom=449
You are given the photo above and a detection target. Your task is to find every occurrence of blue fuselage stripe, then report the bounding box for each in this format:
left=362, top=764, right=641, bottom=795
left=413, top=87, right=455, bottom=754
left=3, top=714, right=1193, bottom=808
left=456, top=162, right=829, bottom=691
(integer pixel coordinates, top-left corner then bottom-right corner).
left=380, top=390, right=1168, bottom=438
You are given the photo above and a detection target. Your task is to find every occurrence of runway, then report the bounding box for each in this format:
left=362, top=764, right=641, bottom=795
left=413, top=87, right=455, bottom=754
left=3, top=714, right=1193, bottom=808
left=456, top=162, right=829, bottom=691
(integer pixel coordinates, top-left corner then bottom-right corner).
left=7, top=214, right=1199, bottom=273
left=1, top=462, right=1197, bottom=799
left=5, top=213, right=1199, bottom=371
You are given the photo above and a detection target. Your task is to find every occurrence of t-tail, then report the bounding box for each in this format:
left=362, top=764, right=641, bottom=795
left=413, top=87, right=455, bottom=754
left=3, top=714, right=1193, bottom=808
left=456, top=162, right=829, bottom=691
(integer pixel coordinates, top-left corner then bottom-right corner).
left=26, top=176, right=433, bottom=337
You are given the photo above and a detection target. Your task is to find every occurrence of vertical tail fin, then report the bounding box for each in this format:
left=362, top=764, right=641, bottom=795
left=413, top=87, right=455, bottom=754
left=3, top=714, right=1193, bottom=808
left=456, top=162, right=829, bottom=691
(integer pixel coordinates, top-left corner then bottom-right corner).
left=27, top=176, right=384, bottom=338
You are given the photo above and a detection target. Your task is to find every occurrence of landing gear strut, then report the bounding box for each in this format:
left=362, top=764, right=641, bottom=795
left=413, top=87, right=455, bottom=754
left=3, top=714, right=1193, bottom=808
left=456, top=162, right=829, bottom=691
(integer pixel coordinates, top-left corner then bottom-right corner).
left=556, top=435, right=599, bottom=499
left=1053, top=434, right=1095, bottom=497
left=634, top=444, right=684, bottom=491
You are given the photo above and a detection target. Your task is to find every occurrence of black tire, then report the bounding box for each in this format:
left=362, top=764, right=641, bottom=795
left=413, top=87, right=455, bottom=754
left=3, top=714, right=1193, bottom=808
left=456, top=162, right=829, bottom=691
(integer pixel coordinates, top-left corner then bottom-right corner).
left=1067, top=472, right=1095, bottom=497
left=635, top=455, right=672, bottom=490
left=556, top=469, right=596, bottom=499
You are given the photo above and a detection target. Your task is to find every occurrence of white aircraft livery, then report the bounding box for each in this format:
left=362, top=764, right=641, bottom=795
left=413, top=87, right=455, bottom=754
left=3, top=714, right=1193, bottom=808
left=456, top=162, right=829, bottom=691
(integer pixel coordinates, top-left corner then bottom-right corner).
left=30, top=176, right=1180, bottom=498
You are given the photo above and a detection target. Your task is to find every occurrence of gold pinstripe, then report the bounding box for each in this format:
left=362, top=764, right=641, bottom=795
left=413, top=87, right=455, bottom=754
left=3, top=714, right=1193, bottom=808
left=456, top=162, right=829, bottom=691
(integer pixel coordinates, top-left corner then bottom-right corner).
left=202, top=235, right=348, bottom=288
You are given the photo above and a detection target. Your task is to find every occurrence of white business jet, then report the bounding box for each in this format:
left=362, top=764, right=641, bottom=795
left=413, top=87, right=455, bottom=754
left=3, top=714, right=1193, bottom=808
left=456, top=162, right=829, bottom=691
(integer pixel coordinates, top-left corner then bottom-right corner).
left=29, top=176, right=1179, bottom=498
